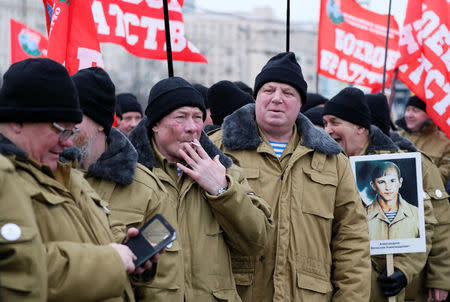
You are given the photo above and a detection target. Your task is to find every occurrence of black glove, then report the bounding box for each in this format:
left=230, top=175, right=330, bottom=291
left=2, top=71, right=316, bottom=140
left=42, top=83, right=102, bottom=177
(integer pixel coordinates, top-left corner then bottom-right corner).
left=377, top=268, right=407, bottom=297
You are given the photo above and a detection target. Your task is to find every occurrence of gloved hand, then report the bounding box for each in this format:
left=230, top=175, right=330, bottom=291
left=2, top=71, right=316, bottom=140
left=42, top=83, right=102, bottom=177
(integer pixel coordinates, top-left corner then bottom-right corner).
left=377, top=268, right=407, bottom=297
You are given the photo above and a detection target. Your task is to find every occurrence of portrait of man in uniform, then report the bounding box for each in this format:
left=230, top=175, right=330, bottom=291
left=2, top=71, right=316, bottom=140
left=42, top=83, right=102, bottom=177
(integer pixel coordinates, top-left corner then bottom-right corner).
left=366, top=161, right=420, bottom=241
left=350, top=152, right=426, bottom=255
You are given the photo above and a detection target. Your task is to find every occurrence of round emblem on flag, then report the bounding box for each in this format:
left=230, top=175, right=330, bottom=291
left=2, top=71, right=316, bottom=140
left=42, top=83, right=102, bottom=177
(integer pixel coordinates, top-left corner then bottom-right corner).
left=18, top=29, right=42, bottom=57
left=1, top=223, right=22, bottom=241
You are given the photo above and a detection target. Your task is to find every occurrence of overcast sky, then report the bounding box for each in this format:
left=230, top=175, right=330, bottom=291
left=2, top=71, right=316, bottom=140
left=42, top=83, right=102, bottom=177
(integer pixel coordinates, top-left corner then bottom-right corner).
left=195, top=0, right=408, bottom=27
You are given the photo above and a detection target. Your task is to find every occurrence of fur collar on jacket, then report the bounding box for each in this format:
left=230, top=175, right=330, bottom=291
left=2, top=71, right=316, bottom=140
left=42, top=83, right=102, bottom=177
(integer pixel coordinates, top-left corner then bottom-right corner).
left=220, top=103, right=342, bottom=155
left=0, top=134, right=28, bottom=159
left=129, top=117, right=232, bottom=170
left=367, top=126, right=399, bottom=154
left=389, top=131, right=417, bottom=152
left=61, top=128, right=137, bottom=185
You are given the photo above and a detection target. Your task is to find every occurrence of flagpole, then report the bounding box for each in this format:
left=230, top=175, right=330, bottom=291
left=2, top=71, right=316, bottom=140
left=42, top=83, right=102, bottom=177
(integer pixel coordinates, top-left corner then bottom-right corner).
left=286, top=0, right=290, bottom=52
left=162, top=0, right=174, bottom=77
left=381, top=0, right=393, bottom=94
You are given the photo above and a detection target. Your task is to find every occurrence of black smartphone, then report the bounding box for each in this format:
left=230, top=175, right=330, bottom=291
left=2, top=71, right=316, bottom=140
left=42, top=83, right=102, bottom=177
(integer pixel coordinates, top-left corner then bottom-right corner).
left=125, top=214, right=177, bottom=267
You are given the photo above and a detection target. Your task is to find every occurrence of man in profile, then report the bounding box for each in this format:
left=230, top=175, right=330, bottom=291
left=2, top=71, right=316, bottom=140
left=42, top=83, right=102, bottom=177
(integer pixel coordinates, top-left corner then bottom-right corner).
left=367, top=161, right=419, bottom=240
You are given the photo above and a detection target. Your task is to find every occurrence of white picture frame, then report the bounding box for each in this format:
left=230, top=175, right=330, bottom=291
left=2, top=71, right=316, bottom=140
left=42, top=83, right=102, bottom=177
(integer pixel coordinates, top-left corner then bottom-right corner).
left=349, top=152, right=426, bottom=255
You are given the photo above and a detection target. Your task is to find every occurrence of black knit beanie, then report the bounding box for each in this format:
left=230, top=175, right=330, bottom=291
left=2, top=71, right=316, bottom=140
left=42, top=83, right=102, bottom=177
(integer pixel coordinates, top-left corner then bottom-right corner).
left=253, top=52, right=308, bottom=105
left=406, top=96, right=426, bottom=112
left=0, top=58, right=82, bottom=123
left=366, top=93, right=391, bottom=136
left=115, top=102, right=122, bottom=119
left=192, top=83, right=209, bottom=109
left=300, top=93, right=328, bottom=113
left=117, top=93, right=142, bottom=116
left=323, top=87, right=371, bottom=129
left=72, top=67, right=116, bottom=136
left=208, top=80, right=255, bottom=126
left=146, top=77, right=206, bottom=128
left=303, top=106, right=324, bottom=127
left=234, top=81, right=253, bottom=96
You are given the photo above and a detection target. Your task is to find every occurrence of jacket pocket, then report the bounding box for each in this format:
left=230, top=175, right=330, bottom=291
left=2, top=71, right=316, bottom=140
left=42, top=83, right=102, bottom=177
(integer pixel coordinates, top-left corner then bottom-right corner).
left=0, top=226, right=39, bottom=293
left=146, top=239, right=182, bottom=290
left=296, top=272, right=333, bottom=294
left=426, top=189, right=450, bottom=224
left=231, top=255, right=254, bottom=286
left=31, top=191, right=70, bottom=206
left=301, top=168, right=337, bottom=219
left=212, top=289, right=239, bottom=302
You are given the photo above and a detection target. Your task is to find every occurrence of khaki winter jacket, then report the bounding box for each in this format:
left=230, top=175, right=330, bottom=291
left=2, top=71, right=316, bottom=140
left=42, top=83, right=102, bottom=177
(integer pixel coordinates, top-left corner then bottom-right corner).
left=128, top=118, right=273, bottom=302
left=397, top=121, right=450, bottom=185
left=72, top=128, right=172, bottom=300
left=0, top=134, right=134, bottom=302
left=389, top=131, right=450, bottom=301
left=360, top=126, right=440, bottom=302
left=210, top=104, right=371, bottom=302
left=0, top=155, right=47, bottom=302
left=366, top=195, right=420, bottom=240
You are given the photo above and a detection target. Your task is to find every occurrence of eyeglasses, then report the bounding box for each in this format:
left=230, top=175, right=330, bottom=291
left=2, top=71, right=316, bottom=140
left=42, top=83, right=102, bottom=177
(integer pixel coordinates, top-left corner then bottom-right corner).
left=52, top=122, right=80, bottom=142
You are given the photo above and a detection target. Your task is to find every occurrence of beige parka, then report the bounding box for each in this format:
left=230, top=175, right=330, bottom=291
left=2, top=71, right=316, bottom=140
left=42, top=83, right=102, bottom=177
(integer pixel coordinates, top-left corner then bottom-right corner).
left=0, top=134, right=134, bottom=302
left=0, top=155, right=47, bottom=301
left=210, top=104, right=372, bottom=302
left=397, top=120, right=450, bottom=185
left=389, top=131, right=450, bottom=301
left=128, top=118, right=274, bottom=302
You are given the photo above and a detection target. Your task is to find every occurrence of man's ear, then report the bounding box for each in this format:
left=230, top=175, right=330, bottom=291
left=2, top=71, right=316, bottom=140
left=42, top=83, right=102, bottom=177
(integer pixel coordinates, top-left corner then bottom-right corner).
left=10, top=122, right=23, bottom=134
left=152, top=123, right=159, bottom=134
left=399, top=177, right=403, bottom=188
left=356, top=126, right=368, bottom=135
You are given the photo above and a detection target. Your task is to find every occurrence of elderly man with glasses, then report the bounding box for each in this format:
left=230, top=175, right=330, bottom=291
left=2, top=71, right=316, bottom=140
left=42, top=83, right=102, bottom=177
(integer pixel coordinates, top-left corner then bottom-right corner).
left=0, top=58, right=156, bottom=302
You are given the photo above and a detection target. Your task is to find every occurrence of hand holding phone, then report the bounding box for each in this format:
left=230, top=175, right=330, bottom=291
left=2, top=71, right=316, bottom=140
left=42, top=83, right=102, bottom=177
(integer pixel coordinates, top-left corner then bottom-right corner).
left=125, top=214, right=176, bottom=267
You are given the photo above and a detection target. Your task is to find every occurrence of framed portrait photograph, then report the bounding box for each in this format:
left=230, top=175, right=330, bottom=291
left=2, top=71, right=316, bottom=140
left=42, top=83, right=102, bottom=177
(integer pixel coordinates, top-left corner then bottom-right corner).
left=349, top=152, right=426, bottom=255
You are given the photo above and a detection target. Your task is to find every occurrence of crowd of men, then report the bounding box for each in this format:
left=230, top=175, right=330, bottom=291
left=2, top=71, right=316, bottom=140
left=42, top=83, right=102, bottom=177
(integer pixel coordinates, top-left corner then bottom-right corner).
left=0, top=52, right=449, bottom=302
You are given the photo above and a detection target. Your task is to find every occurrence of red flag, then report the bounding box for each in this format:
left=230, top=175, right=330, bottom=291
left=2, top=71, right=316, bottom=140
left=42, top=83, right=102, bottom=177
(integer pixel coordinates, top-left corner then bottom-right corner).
left=42, top=0, right=54, bottom=35
left=46, top=0, right=104, bottom=75
left=317, top=0, right=400, bottom=90
left=396, top=0, right=450, bottom=138
left=10, top=19, right=48, bottom=64
left=91, top=0, right=207, bottom=63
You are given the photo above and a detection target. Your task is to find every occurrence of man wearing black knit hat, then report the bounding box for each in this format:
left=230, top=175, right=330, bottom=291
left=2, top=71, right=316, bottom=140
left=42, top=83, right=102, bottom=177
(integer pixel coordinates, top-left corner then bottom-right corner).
left=365, top=93, right=395, bottom=136
left=322, top=87, right=372, bottom=156
left=70, top=67, right=165, bottom=300
left=206, top=80, right=254, bottom=131
left=323, top=87, right=448, bottom=302
left=396, top=96, right=450, bottom=186
left=0, top=58, right=140, bottom=302
left=210, top=52, right=371, bottom=302
left=192, top=83, right=213, bottom=127
left=128, top=76, right=273, bottom=302
left=300, top=92, right=328, bottom=113
left=116, top=93, right=143, bottom=136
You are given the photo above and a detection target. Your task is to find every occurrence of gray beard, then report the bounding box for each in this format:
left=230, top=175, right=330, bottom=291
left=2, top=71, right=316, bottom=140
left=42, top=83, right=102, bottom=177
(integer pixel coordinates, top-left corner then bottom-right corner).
left=79, top=133, right=97, bottom=167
